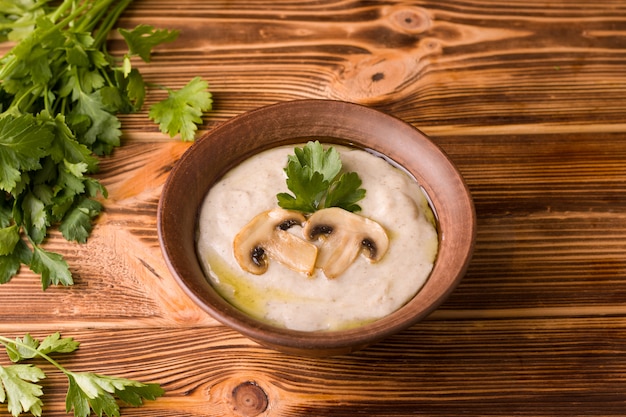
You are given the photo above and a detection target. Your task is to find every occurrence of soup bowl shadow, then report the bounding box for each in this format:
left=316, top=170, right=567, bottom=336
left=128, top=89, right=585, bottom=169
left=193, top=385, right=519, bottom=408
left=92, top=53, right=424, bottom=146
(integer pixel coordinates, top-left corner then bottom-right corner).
left=157, top=99, right=475, bottom=357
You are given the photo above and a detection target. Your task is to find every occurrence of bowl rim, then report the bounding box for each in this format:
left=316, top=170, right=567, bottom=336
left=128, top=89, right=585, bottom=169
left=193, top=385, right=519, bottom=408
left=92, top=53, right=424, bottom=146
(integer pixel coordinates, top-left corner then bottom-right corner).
left=158, top=99, right=476, bottom=354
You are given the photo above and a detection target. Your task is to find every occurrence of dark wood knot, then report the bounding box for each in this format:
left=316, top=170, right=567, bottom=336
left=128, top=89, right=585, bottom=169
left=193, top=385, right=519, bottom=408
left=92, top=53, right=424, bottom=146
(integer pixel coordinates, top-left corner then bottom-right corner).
left=390, top=7, right=431, bottom=33
left=231, top=381, right=268, bottom=416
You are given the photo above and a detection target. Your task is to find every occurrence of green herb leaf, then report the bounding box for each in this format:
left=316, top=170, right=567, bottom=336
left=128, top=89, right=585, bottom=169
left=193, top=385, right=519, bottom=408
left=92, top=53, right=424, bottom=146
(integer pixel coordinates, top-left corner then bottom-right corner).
left=0, top=240, right=29, bottom=285
left=66, top=372, right=165, bottom=417
left=277, top=162, right=328, bottom=213
left=0, top=203, right=12, bottom=228
left=59, top=198, right=102, bottom=243
left=37, top=333, right=80, bottom=355
left=0, top=364, right=45, bottom=417
left=291, top=141, right=342, bottom=183
left=21, top=193, right=48, bottom=245
left=325, top=171, right=366, bottom=213
left=30, top=244, right=73, bottom=290
left=40, top=111, right=99, bottom=169
left=0, top=115, right=54, bottom=193
left=68, top=90, right=122, bottom=153
left=120, top=68, right=146, bottom=110
left=119, top=25, right=179, bottom=63
left=277, top=141, right=366, bottom=213
left=149, top=77, right=213, bottom=141
left=4, top=333, right=80, bottom=363
left=0, top=225, right=20, bottom=257
left=4, top=334, right=39, bottom=362
left=0, top=253, right=21, bottom=284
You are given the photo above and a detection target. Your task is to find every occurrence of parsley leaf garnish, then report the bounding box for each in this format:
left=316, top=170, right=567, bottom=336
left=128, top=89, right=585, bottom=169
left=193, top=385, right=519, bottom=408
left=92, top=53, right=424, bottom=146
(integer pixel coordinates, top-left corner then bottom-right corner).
left=0, top=364, right=44, bottom=417
left=66, top=372, right=163, bottom=417
left=119, top=24, right=180, bottom=63
left=277, top=141, right=366, bottom=213
left=0, top=115, right=54, bottom=192
left=0, top=0, right=212, bottom=289
left=149, top=77, right=213, bottom=142
left=30, top=244, right=74, bottom=290
left=0, top=333, right=164, bottom=417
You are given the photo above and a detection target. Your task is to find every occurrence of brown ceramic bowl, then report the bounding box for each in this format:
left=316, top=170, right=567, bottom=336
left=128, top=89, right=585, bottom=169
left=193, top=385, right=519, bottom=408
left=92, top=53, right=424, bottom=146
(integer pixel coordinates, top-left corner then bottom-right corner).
left=158, top=99, right=475, bottom=356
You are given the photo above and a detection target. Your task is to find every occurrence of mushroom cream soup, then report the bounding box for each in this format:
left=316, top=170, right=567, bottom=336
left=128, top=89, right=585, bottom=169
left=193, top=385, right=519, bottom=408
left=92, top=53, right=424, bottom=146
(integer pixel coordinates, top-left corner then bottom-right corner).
left=196, top=144, right=438, bottom=331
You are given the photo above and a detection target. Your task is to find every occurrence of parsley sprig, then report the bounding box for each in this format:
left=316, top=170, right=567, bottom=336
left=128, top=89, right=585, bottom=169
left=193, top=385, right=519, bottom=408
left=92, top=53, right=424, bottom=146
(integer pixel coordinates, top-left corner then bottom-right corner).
left=277, top=141, right=366, bottom=213
left=0, top=332, right=164, bottom=417
left=0, top=0, right=212, bottom=289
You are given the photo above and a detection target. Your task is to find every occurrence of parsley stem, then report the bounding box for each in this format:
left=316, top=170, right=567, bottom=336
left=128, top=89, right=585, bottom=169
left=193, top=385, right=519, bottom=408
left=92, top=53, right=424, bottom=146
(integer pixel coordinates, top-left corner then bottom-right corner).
left=76, top=0, right=116, bottom=33
left=49, top=0, right=75, bottom=23
left=17, top=85, right=41, bottom=112
left=0, top=21, right=31, bottom=30
left=52, top=1, right=92, bottom=30
left=0, top=56, right=16, bottom=81
left=93, top=0, right=134, bottom=49
left=0, top=85, right=38, bottom=118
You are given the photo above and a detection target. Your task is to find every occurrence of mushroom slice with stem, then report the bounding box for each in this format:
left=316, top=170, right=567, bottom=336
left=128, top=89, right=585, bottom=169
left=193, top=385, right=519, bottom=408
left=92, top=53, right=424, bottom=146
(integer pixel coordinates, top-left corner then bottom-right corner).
left=233, top=208, right=318, bottom=275
left=302, top=207, right=389, bottom=279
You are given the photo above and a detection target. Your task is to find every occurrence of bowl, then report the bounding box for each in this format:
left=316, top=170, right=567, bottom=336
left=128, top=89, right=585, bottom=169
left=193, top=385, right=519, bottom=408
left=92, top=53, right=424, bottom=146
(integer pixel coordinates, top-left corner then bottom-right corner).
left=157, top=99, right=475, bottom=356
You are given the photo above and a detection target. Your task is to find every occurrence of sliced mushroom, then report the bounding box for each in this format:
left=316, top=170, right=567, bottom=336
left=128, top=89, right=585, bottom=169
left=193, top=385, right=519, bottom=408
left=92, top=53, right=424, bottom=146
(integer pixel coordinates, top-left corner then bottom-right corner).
left=302, top=207, right=389, bottom=279
left=233, top=208, right=318, bottom=275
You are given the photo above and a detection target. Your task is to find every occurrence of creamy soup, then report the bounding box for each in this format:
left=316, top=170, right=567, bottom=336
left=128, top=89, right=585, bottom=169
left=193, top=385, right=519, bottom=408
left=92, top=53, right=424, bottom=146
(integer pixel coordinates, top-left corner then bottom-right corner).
left=196, top=143, right=438, bottom=331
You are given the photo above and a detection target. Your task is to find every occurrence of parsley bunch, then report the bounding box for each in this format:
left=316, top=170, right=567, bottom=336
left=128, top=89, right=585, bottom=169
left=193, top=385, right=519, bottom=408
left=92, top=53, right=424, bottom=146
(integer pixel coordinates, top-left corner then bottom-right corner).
left=0, top=0, right=212, bottom=289
left=277, top=141, right=366, bottom=213
left=0, top=332, right=164, bottom=417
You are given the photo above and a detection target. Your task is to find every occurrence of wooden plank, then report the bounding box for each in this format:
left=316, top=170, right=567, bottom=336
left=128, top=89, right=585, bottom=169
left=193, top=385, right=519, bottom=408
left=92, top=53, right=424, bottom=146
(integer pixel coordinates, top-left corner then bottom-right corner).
left=3, top=318, right=626, bottom=416
left=110, top=0, right=626, bottom=138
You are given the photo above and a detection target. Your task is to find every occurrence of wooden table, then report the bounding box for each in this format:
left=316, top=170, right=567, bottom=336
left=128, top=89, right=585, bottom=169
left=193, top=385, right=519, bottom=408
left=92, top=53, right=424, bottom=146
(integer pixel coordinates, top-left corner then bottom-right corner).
left=2, top=1, right=626, bottom=416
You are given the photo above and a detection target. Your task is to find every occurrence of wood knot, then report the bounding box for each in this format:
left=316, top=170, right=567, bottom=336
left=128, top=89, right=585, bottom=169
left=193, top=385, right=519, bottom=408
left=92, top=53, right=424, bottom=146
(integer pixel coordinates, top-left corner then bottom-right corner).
left=231, top=381, right=268, bottom=416
left=388, top=6, right=431, bottom=34
left=331, top=52, right=422, bottom=105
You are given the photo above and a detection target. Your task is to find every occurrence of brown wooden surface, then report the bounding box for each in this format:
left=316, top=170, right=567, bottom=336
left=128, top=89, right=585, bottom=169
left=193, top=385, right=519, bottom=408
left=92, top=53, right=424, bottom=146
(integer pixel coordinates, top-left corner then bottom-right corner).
left=2, top=0, right=626, bottom=415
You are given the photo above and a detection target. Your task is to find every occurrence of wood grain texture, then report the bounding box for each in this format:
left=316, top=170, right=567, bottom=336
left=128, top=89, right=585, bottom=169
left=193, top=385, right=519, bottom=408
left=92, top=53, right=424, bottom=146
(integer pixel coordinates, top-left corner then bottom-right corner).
left=1, top=0, right=626, bottom=415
